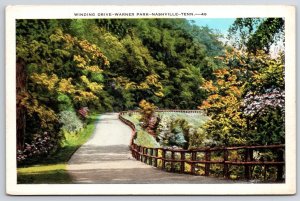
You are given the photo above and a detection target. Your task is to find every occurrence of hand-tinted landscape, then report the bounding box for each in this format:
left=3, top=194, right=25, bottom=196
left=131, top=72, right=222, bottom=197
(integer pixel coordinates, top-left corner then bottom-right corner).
left=16, top=18, right=285, bottom=184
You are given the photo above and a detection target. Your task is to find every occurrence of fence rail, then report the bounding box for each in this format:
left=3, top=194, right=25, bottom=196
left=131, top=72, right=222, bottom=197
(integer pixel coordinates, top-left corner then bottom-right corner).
left=119, top=110, right=285, bottom=181
left=120, top=109, right=204, bottom=114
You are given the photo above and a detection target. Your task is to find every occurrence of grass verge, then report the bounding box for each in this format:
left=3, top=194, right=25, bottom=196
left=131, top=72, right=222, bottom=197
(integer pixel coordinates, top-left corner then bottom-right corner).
left=17, top=114, right=99, bottom=184
left=122, top=113, right=160, bottom=148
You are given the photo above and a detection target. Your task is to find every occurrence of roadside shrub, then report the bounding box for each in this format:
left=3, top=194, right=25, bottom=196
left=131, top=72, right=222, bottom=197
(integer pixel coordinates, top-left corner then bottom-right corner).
left=139, top=100, right=158, bottom=136
left=155, top=116, right=189, bottom=148
left=156, top=115, right=172, bottom=145
left=57, top=93, right=73, bottom=111
left=135, top=130, right=160, bottom=148
left=189, top=128, right=206, bottom=148
left=146, top=114, right=159, bottom=136
left=139, top=100, right=156, bottom=127
left=78, top=107, right=89, bottom=119
left=59, top=110, right=83, bottom=133
left=169, top=126, right=187, bottom=148
left=17, top=132, right=55, bottom=164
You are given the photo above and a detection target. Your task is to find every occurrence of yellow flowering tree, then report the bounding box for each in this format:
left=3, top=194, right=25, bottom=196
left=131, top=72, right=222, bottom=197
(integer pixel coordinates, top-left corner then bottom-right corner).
left=16, top=20, right=109, bottom=151
left=199, top=68, right=247, bottom=146
left=199, top=49, right=285, bottom=146
left=139, top=100, right=157, bottom=135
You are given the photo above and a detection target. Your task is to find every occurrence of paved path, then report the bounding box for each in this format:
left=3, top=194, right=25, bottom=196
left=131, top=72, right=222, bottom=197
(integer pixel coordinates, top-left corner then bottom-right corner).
left=67, top=113, right=241, bottom=184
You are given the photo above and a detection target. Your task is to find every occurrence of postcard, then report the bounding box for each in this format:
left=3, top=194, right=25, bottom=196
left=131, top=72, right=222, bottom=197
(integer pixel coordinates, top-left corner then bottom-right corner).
left=6, top=5, right=296, bottom=195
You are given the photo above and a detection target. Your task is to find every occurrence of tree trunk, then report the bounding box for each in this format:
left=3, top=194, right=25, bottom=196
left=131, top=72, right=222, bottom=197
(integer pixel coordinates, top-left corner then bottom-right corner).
left=16, top=59, right=26, bottom=150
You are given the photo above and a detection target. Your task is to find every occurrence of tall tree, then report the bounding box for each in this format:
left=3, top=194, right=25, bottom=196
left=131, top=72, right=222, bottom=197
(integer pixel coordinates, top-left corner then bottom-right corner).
left=16, top=19, right=109, bottom=149
left=228, top=18, right=284, bottom=53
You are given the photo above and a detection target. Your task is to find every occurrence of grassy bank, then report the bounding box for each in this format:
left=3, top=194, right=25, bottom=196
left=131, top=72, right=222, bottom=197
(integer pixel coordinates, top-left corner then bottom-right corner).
left=122, top=113, right=160, bottom=148
left=17, top=114, right=99, bottom=184
left=122, top=112, right=209, bottom=148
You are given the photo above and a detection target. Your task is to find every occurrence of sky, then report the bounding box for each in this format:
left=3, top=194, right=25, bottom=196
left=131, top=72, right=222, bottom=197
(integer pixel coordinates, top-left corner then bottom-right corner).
left=188, top=18, right=236, bottom=37
left=188, top=18, right=283, bottom=57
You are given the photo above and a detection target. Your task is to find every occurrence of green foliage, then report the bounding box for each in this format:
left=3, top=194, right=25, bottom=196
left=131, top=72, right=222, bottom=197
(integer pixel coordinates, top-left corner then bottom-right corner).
left=199, top=49, right=285, bottom=146
left=247, top=18, right=284, bottom=53
left=156, top=115, right=172, bottom=145
left=17, top=114, right=98, bottom=183
left=91, top=72, right=104, bottom=83
left=249, top=109, right=284, bottom=145
left=16, top=19, right=110, bottom=158
left=139, top=100, right=157, bottom=129
left=200, top=67, right=247, bottom=146
left=188, top=127, right=208, bottom=148
left=124, top=111, right=209, bottom=149
left=58, top=110, right=83, bottom=133
left=228, top=18, right=284, bottom=53
left=228, top=18, right=262, bottom=50
left=243, top=52, right=285, bottom=145
left=251, top=53, right=285, bottom=91
left=155, top=112, right=209, bottom=148
left=16, top=18, right=285, bottom=169
left=169, top=126, right=187, bottom=148
left=122, top=113, right=160, bottom=148
left=135, top=130, right=160, bottom=148
left=57, top=93, right=73, bottom=111
left=84, top=18, right=223, bottom=109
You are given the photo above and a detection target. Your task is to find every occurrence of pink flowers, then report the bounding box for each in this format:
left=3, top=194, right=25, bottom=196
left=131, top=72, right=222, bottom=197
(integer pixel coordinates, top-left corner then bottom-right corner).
left=78, top=107, right=89, bottom=119
left=17, top=132, right=54, bottom=163
left=243, top=88, right=284, bottom=116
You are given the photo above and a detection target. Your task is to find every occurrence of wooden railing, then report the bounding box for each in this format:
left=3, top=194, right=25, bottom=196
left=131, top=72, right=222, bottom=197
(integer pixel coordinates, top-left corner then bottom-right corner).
left=119, top=110, right=285, bottom=181
left=119, top=112, right=136, bottom=145
left=124, top=109, right=204, bottom=113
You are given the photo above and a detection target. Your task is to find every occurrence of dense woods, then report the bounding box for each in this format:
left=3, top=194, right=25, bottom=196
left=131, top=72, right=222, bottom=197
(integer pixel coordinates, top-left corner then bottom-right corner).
left=16, top=18, right=285, bottom=165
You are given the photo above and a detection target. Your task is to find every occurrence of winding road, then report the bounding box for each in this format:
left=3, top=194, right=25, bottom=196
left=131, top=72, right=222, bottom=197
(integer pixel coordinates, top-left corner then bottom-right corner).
left=67, top=113, right=241, bottom=184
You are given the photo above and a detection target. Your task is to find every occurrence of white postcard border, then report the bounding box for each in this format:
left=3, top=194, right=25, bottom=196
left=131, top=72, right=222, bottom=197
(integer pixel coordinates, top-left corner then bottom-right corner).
left=6, top=5, right=296, bottom=195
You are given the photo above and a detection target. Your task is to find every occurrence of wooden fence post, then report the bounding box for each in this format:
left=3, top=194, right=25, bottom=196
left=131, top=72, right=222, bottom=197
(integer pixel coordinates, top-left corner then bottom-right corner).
left=154, top=148, right=158, bottom=167
left=141, top=147, right=144, bottom=162
left=162, top=149, right=166, bottom=170
left=191, top=151, right=196, bottom=175
left=170, top=151, right=175, bottom=172
left=180, top=151, right=185, bottom=173
left=276, top=149, right=284, bottom=181
left=135, top=144, right=138, bottom=159
left=149, top=148, right=153, bottom=166
left=205, top=150, right=211, bottom=176
left=244, top=148, right=253, bottom=180
left=223, top=148, right=229, bottom=178
left=135, top=145, right=138, bottom=160
left=131, top=144, right=135, bottom=159
left=144, top=148, right=148, bottom=164
left=136, top=145, right=140, bottom=160
left=264, top=165, right=268, bottom=180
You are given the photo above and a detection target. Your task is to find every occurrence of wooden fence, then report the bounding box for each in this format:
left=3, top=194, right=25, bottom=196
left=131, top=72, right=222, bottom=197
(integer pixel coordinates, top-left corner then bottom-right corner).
left=119, top=111, right=285, bottom=181
left=121, top=109, right=204, bottom=114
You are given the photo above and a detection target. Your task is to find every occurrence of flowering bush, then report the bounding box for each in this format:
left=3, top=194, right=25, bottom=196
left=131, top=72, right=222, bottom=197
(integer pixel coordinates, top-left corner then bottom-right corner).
left=156, top=115, right=172, bottom=145
left=243, top=88, right=284, bottom=117
left=139, top=100, right=158, bottom=136
left=169, top=126, right=187, bottom=148
left=155, top=115, right=191, bottom=148
left=78, top=107, right=89, bottom=119
left=59, top=110, right=83, bottom=133
left=188, top=127, right=216, bottom=148
left=139, top=100, right=156, bottom=127
left=242, top=88, right=285, bottom=145
left=17, top=132, right=55, bottom=163
left=146, top=115, right=159, bottom=136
